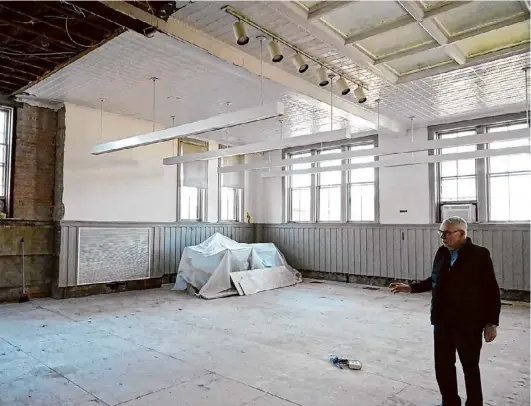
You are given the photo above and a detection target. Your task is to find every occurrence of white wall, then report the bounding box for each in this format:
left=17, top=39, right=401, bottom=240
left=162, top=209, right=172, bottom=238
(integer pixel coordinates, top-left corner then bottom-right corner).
left=63, top=103, right=177, bottom=222
left=378, top=127, right=431, bottom=224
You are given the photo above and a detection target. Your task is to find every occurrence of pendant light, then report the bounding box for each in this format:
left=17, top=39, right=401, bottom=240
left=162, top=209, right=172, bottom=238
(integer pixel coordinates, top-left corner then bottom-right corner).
left=232, top=20, right=249, bottom=46
left=292, top=53, right=309, bottom=73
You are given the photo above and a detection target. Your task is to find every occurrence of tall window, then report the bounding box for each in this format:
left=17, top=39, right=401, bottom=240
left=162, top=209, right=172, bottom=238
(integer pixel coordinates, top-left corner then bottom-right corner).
left=0, top=107, right=12, bottom=215
left=318, top=149, right=342, bottom=222
left=288, top=152, right=312, bottom=222
left=487, top=123, right=530, bottom=221
left=220, top=154, right=244, bottom=222
left=348, top=144, right=375, bottom=222
left=180, top=140, right=207, bottom=221
left=438, top=130, right=477, bottom=203
left=286, top=137, right=377, bottom=222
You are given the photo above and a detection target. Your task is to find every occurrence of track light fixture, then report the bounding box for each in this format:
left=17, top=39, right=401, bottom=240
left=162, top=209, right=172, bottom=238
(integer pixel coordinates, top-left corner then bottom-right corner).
left=232, top=20, right=249, bottom=46
left=354, top=85, right=367, bottom=103
left=292, top=53, right=309, bottom=73
left=268, top=40, right=283, bottom=62
left=337, top=77, right=350, bottom=95
left=316, top=67, right=329, bottom=87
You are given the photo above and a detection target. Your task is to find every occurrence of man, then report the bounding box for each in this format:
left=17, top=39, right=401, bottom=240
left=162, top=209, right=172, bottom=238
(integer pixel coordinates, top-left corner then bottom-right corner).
left=390, top=216, right=501, bottom=406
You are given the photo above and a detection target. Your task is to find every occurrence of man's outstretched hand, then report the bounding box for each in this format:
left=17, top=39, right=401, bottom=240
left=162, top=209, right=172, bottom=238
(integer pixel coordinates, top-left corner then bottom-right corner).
left=389, top=283, right=412, bottom=294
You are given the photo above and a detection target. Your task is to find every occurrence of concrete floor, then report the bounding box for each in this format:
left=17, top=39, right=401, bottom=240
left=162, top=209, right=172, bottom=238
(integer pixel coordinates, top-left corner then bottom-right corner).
left=0, top=281, right=529, bottom=406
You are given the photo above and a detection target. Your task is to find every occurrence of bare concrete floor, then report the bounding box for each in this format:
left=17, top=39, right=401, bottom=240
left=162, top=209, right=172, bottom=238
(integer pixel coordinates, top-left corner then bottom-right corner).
left=0, top=281, right=529, bottom=406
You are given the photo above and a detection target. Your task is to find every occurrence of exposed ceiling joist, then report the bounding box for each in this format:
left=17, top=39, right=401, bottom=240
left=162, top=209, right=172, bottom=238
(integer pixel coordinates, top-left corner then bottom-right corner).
left=267, top=1, right=400, bottom=84
left=307, top=1, right=352, bottom=20
left=100, top=1, right=406, bottom=134
left=344, top=15, right=414, bottom=44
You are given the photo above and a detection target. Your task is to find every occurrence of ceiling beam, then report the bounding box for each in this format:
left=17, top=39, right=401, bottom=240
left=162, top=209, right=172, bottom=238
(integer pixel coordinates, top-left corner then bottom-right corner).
left=38, top=2, right=115, bottom=34
left=396, top=42, right=530, bottom=83
left=266, top=1, right=400, bottom=84
left=306, top=1, right=352, bottom=20
left=100, top=1, right=406, bottom=133
left=449, top=13, right=530, bottom=43
left=373, top=42, right=438, bottom=65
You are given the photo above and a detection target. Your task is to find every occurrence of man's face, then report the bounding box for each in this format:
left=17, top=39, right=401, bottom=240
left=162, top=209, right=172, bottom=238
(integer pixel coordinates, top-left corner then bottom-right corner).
left=439, top=224, right=464, bottom=250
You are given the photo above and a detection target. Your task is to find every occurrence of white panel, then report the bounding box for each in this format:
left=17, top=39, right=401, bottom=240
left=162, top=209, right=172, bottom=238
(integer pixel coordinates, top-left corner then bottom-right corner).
left=221, top=155, right=245, bottom=188
left=183, top=161, right=208, bottom=189
left=77, top=228, right=151, bottom=285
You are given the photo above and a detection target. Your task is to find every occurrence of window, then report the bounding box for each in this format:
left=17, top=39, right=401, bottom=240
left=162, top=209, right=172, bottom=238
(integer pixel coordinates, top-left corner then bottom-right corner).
left=487, top=123, right=530, bottom=222
left=288, top=152, right=312, bottom=222
left=431, top=115, right=529, bottom=222
left=318, top=149, right=342, bottom=222
left=0, top=107, right=12, bottom=215
left=438, top=130, right=477, bottom=202
left=180, top=140, right=207, bottom=221
left=220, top=154, right=244, bottom=222
left=348, top=144, right=375, bottom=222
left=286, top=137, right=377, bottom=223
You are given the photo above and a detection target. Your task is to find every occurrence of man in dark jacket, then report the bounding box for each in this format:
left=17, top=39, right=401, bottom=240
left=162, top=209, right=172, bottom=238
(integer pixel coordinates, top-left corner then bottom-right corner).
left=390, top=216, right=501, bottom=406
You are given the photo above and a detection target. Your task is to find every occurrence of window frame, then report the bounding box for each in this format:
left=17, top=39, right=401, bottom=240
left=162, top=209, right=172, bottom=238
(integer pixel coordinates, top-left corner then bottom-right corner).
left=428, top=112, right=528, bottom=223
left=0, top=106, right=13, bottom=216
left=220, top=186, right=244, bottom=222
left=285, top=135, right=378, bottom=223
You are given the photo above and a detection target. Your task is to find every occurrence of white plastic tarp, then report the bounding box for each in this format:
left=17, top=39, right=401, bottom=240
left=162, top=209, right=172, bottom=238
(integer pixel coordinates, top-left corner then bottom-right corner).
left=172, top=233, right=301, bottom=299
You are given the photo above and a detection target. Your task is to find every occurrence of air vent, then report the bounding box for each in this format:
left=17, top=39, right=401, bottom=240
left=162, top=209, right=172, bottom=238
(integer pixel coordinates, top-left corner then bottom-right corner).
left=441, top=203, right=477, bottom=223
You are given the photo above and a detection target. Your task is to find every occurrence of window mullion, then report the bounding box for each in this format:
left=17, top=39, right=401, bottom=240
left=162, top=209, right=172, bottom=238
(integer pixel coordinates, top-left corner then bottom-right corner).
left=476, top=125, right=488, bottom=222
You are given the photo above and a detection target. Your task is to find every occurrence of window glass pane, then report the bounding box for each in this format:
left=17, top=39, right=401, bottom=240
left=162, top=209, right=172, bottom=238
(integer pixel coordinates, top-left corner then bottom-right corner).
left=440, top=161, right=457, bottom=177
left=291, top=188, right=311, bottom=222
left=319, top=186, right=341, bottom=221
left=456, top=177, right=476, bottom=200
left=181, top=186, right=199, bottom=220
left=290, top=152, right=312, bottom=188
left=319, top=149, right=342, bottom=186
left=456, top=159, right=475, bottom=176
left=349, top=144, right=374, bottom=181
left=221, top=187, right=236, bottom=221
left=440, top=178, right=457, bottom=201
left=0, top=111, right=6, bottom=143
left=508, top=174, right=531, bottom=221
left=350, top=184, right=375, bottom=221
left=487, top=123, right=528, bottom=133
left=0, top=144, right=5, bottom=164
left=489, top=176, right=510, bottom=221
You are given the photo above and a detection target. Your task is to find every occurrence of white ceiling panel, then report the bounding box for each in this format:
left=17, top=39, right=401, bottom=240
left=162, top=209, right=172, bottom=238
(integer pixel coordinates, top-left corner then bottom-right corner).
left=386, top=47, right=454, bottom=75
left=436, top=1, right=526, bottom=36
left=457, top=21, right=530, bottom=58
left=357, top=22, right=434, bottom=58
left=320, top=1, right=407, bottom=37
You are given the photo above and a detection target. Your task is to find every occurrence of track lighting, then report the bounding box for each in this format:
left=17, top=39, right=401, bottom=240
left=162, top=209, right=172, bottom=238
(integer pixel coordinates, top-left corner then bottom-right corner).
left=337, top=77, right=350, bottom=95
left=354, top=86, right=367, bottom=103
left=316, top=67, right=329, bottom=87
left=232, top=20, right=249, bottom=46
left=268, top=40, right=283, bottom=62
left=292, top=53, right=308, bottom=73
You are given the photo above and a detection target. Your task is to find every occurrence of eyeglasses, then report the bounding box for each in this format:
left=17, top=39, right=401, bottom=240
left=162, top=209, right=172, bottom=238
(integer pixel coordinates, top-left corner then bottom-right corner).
left=437, top=230, right=461, bottom=238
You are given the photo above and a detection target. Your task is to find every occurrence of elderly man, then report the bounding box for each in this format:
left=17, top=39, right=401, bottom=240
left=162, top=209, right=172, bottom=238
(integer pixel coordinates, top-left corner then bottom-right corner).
left=390, top=216, right=501, bottom=406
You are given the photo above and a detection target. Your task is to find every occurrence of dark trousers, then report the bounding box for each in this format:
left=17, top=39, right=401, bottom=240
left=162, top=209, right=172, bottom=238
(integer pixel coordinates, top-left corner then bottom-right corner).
left=434, top=324, right=483, bottom=406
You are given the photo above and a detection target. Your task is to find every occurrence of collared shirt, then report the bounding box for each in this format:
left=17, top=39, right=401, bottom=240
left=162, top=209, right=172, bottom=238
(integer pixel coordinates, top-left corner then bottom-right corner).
left=450, top=249, right=459, bottom=266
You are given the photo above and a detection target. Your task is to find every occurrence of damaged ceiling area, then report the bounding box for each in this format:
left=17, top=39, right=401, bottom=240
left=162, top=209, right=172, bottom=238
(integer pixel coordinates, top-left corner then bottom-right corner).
left=0, top=1, right=181, bottom=97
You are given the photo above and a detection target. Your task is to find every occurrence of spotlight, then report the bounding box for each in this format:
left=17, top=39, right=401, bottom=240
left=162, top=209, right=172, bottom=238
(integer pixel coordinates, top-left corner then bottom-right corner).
left=233, top=21, right=249, bottom=46
left=292, top=53, right=309, bottom=73
left=354, top=85, right=367, bottom=103
left=337, top=77, right=350, bottom=95
left=268, top=40, right=283, bottom=62
left=316, top=67, right=329, bottom=87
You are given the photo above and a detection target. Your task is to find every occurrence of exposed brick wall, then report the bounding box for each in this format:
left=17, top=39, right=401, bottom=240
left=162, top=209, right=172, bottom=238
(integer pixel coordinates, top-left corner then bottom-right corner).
left=12, top=104, right=58, bottom=221
left=0, top=104, right=64, bottom=302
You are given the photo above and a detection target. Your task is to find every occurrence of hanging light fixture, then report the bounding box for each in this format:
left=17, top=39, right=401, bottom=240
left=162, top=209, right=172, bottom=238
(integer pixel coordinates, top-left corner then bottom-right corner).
left=268, top=40, right=283, bottom=62
left=292, top=53, right=309, bottom=73
left=354, top=85, right=367, bottom=103
left=336, top=77, right=350, bottom=95
left=232, top=20, right=249, bottom=46
left=316, top=66, right=329, bottom=87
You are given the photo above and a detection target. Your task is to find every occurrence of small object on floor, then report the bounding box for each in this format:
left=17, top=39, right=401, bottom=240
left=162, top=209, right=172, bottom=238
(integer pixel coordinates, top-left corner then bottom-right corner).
left=310, top=280, right=324, bottom=284
left=329, top=355, right=362, bottom=370
left=363, top=286, right=380, bottom=291
left=501, top=301, right=513, bottom=306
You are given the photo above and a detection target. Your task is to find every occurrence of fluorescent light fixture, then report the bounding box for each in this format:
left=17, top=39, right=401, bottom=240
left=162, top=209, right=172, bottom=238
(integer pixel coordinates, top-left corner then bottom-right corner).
left=262, top=145, right=529, bottom=178
left=91, top=102, right=285, bottom=155
left=221, top=127, right=529, bottom=174
left=163, top=128, right=349, bottom=165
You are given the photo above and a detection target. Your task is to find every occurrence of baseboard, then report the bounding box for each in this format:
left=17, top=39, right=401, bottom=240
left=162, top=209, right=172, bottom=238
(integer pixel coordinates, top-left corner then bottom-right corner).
left=51, top=277, right=163, bottom=299
left=299, top=270, right=530, bottom=303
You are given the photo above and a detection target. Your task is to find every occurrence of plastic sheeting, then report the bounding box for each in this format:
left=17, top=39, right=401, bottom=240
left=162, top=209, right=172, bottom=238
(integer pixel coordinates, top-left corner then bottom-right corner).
left=172, top=233, right=301, bottom=299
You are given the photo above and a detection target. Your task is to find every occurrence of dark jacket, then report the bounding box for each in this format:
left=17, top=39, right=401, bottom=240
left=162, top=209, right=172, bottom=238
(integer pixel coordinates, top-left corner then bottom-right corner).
left=411, top=237, right=501, bottom=327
